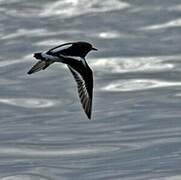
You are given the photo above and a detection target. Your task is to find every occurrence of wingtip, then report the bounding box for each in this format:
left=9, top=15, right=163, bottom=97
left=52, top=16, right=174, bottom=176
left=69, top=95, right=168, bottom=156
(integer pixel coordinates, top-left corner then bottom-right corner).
left=27, top=68, right=35, bottom=75
left=87, top=113, right=92, bottom=120
left=27, top=70, right=32, bottom=75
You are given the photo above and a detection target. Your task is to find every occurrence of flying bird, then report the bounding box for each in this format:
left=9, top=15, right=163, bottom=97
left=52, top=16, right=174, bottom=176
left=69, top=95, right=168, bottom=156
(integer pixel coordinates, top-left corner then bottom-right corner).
left=27, top=41, right=97, bottom=119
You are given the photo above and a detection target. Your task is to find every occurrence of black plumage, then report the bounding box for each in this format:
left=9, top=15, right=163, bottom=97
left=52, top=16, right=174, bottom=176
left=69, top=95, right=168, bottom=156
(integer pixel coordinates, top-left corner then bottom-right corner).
left=27, top=41, right=97, bottom=119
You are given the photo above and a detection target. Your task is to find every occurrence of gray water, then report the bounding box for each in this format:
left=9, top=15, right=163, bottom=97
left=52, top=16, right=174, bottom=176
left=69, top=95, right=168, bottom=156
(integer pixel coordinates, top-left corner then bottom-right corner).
left=0, top=0, right=181, bottom=179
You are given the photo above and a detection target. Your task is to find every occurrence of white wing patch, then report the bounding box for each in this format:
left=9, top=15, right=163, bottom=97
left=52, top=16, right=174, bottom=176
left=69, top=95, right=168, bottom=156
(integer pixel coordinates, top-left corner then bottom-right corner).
left=68, top=66, right=92, bottom=119
left=41, top=52, right=59, bottom=61
left=60, top=55, right=83, bottom=61
left=50, top=44, right=73, bottom=53
left=57, top=55, right=87, bottom=66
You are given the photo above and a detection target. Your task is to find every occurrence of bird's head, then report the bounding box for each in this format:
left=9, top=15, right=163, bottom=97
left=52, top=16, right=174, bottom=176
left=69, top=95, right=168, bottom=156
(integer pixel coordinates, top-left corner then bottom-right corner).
left=72, top=42, right=98, bottom=57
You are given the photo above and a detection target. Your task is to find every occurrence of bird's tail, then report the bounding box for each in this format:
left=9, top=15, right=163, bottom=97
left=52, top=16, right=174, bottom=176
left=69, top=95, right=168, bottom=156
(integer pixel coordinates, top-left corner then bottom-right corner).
left=27, top=61, right=47, bottom=75
left=27, top=52, right=54, bottom=75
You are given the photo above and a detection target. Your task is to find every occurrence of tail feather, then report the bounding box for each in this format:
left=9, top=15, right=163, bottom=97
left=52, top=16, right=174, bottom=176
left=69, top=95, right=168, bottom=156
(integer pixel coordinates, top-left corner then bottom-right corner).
left=27, top=61, right=47, bottom=75
left=28, top=51, right=55, bottom=75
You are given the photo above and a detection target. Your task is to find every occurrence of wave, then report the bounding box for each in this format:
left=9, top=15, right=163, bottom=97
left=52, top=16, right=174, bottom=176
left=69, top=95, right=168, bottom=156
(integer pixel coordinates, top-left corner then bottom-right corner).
left=0, top=98, right=59, bottom=108
left=91, top=56, right=174, bottom=73
left=1, top=174, right=49, bottom=180
left=141, top=18, right=181, bottom=30
left=102, top=79, right=181, bottom=92
left=40, top=0, right=130, bottom=18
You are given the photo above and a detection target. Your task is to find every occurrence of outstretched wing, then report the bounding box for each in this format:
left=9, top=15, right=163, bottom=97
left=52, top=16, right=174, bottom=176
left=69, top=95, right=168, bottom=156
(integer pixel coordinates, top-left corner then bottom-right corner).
left=68, top=65, right=93, bottom=119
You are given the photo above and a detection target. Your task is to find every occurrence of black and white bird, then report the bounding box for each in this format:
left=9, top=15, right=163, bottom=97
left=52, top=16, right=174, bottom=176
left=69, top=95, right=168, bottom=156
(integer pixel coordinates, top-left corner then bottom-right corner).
left=27, top=41, right=97, bottom=119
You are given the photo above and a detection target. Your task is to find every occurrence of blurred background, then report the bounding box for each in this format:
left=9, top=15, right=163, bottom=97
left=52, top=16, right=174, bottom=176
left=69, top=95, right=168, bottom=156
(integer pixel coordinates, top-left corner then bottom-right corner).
left=1, top=0, right=181, bottom=179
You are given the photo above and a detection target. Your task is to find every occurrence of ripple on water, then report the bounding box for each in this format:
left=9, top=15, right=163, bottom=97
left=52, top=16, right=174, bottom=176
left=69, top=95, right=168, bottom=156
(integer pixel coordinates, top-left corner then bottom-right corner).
left=35, top=39, right=66, bottom=47
left=150, top=176, right=181, bottom=180
left=91, top=56, right=174, bottom=73
left=1, top=174, right=50, bottom=180
left=102, top=79, right=181, bottom=92
left=0, top=54, right=33, bottom=68
left=40, top=0, right=130, bottom=17
left=1, top=29, right=52, bottom=40
left=0, top=98, right=59, bottom=108
left=141, top=18, right=181, bottom=30
left=0, top=145, right=121, bottom=158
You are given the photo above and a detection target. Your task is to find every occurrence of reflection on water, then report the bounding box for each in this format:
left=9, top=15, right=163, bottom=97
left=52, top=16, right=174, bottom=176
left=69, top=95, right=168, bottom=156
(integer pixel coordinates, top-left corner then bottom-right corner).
left=35, top=39, right=66, bottom=47
left=102, top=79, right=181, bottom=92
left=1, top=29, right=53, bottom=40
left=1, top=174, right=49, bottom=180
left=1, top=0, right=181, bottom=179
left=170, top=4, right=181, bottom=11
left=0, top=145, right=121, bottom=157
left=40, top=0, right=130, bottom=17
left=98, top=31, right=121, bottom=39
left=0, top=98, right=58, bottom=108
left=141, top=18, right=181, bottom=30
left=150, top=176, right=181, bottom=180
left=91, top=56, right=174, bottom=73
left=0, top=59, right=26, bottom=67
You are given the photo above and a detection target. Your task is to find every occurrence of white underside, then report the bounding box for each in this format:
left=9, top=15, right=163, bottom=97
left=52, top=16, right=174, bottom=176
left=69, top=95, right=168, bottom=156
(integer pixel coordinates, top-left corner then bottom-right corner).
left=42, top=52, right=87, bottom=67
left=59, top=55, right=86, bottom=66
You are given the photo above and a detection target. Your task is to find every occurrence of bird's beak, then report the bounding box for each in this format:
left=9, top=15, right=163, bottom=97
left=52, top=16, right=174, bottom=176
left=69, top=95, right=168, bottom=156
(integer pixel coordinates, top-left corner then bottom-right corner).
left=92, top=47, right=98, bottom=51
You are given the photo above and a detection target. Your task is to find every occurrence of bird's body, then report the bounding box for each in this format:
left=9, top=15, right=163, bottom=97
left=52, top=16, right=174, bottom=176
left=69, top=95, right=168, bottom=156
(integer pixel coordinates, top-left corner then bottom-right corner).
left=28, top=41, right=97, bottom=119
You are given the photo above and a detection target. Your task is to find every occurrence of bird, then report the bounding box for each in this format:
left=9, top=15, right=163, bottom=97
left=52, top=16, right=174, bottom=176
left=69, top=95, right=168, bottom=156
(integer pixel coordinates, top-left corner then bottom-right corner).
left=27, top=41, right=97, bottom=119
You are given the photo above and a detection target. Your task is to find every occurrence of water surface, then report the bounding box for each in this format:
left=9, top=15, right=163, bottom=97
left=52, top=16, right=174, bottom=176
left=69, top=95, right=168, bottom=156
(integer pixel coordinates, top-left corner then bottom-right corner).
left=0, top=0, right=181, bottom=179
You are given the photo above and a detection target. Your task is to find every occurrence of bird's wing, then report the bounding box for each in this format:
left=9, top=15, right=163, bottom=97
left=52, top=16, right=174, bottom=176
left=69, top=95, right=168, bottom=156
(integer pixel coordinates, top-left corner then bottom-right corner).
left=68, top=65, right=93, bottom=119
left=47, top=42, right=73, bottom=55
